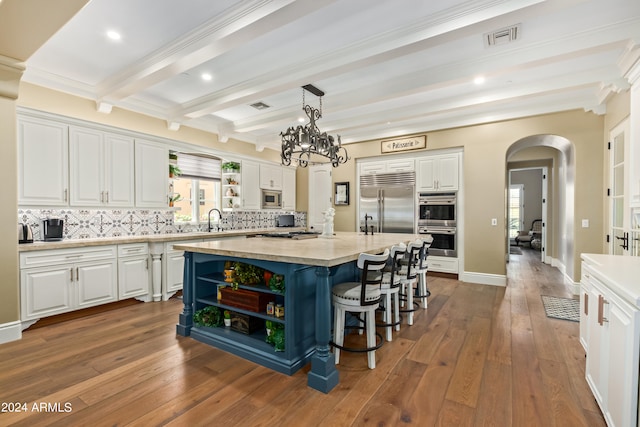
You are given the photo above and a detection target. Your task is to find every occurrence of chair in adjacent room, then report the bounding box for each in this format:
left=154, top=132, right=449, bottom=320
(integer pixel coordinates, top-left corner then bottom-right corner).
left=377, top=243, right=406, bottom=342
left=399, top=240, right=422, bottom=326
left=416, top=235, right=434, bottom=309
left=331, top=249, right=389, bottom=369
left=514, top=219, right=542, bottom=247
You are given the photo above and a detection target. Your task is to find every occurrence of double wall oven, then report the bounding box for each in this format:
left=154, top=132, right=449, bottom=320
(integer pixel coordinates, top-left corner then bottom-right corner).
left=418, top=192, right=457, bottom=257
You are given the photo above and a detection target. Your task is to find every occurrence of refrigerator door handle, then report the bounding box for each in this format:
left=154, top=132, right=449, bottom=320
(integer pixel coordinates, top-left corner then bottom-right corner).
left=379, top=189, right=384, bottom=233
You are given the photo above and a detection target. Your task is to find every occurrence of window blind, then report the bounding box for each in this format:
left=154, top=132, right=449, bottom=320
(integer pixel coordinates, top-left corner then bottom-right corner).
left=176, top=153, right=221, bottom=180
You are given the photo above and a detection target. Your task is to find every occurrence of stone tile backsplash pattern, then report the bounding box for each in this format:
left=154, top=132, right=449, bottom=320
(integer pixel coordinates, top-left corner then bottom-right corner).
left=18, top=209, right=306, bottom=240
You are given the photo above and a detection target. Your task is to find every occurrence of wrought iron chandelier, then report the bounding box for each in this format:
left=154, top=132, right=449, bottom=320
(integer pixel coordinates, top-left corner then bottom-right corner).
left=280, top=85, right=349, bottom=168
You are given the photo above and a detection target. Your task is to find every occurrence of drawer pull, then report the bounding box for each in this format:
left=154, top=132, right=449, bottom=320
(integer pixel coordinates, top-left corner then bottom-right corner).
left=584, top=293, right=588, bottom=316
left=65, top=254, right=82, bottom=259
left=597, top=295, right=609, bottom=325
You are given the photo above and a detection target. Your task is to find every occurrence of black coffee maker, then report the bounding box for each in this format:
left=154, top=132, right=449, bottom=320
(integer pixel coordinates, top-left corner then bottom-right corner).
left=40, top=218, right=64, bottom=241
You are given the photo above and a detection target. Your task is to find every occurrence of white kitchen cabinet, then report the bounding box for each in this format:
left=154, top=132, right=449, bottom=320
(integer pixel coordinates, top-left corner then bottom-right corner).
left=18, top=116, right=69, bottom=206
left=69, top=126, right=134, bottom=207
left=282, top=167, right=296, bottom=210
left=20, top=246, right=118, bottom=321
left=387, top=158, right=414, bottom=172
left=135, top=139, right=168, bottom=207
left=117, top=243, right=150, bottom=300
left=417, top=154, right=459, bottom=192
left=242, top=160, right=261, bottom=210
left=579, top=272, right=590, bottom=352
left=360, top=161, right=387, bottom=175
left=163, top=240, right=195, bottom=301
left=260, top=163, right=283, bottom=190
left=428, top=256, right=458, bottom=274
left=582, top=255, right=640, bottom=427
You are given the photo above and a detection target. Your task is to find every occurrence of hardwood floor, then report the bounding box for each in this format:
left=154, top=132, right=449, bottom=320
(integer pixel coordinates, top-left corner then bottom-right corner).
left=0, top=248, right=605, bottom=426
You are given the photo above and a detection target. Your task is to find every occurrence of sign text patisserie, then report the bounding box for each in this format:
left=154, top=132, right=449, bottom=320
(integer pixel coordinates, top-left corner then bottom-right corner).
left=381, top=135, right=426, bottom=153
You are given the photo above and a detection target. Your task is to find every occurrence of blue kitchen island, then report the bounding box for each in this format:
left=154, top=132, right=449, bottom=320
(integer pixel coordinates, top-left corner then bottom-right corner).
left=174, top=231, right=418, bottom=393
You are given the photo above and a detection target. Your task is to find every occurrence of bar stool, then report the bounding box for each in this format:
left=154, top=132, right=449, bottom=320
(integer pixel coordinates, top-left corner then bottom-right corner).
left=399, top=241, right=421, bottom=326
left=416, top=235, right=434, bottom=309
left=331, top=249, right=389, bottom=369
left=377, top=243, right=406, bottom=342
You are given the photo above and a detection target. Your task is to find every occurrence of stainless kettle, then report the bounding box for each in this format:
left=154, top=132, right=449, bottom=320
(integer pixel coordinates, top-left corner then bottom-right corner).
left=18, top=223, right=34, bottom=244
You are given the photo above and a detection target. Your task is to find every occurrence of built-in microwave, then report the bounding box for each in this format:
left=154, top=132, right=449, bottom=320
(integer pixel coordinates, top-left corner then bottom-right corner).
left=262, top=189, right=282, bottom=209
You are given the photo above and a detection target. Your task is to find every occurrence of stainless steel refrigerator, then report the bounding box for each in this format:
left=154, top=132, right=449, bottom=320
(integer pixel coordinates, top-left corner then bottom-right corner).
left=359, top=171, right=416, bottom=233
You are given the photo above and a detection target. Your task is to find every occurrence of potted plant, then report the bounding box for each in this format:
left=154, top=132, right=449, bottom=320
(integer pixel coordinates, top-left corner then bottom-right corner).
left=169, top=152, right=178, bottom=162
left=168, top=193, right=182, bottom=207
left=221, top=161, right=240, bottom=173
left=265, top=322, right=285, bottom=351
left=265, top=320, right=274, bottom=336
left=226, top=177, right=238, bottom=185
left=193, top=306, right=223, bottom=328
left=233, top=262, right=265, bottom=285
left=223, top=310, right=232, bottom=327
left=268, top=274, right=285, bottom=293
left=169, top=164, right=182, bottom=178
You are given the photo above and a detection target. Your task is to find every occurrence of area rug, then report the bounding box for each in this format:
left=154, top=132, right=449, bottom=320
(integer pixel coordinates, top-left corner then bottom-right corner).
left=510, top=246, right=522, bottom=255
left=541, top=295, right=579, bottom=322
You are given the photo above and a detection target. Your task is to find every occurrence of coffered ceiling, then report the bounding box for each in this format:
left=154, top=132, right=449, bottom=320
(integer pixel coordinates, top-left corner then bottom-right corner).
left=21, top=0, right=640, bottom=151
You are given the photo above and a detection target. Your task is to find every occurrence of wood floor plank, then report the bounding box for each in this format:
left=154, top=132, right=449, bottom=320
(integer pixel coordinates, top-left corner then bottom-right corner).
left=0, top=248, right=606, bottom=426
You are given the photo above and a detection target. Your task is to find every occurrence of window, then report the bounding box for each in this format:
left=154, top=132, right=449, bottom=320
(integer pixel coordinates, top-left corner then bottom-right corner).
left=171, top=153, right=222, bottom=224
left=509, top=184, right=524, bottom=239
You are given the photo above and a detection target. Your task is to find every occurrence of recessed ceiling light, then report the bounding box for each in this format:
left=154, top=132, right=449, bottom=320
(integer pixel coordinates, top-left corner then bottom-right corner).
left=106, top=30, right=121, bottom=41
left=474, top=76, right=486, bottom=85
left=297, top=117, right=305, bottom=123
left=201, top=73, right=213, bottom=81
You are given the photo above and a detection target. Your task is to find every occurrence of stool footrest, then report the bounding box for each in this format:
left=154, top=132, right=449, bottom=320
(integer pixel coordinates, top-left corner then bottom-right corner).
left=330, top=326, right=383, bottom=353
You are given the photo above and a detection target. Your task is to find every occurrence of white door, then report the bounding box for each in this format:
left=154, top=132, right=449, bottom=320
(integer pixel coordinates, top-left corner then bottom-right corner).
left=308, top=164, right=332, bottom=231
left=118, top=257, right=149, bottom=299
left=241, top=160, right=261, bottom=210
left=282, top=167, right=296, bottom=210
left=437, top=154, right=459, bottom=191
left=135, top=139, right=168, bottom=208
left=21, top=267, right=72, bottom=320
left=609, top=119, right=630, bottom=255
left=18, top=117, right=69, bottom=206
left=76, top=260, right=118, bottom=308
left=70, top=126, right=104, bottom=206
left=105, top=133, right=135, bottom=206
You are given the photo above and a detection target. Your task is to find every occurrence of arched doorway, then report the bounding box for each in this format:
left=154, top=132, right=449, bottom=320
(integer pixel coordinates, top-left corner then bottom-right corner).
left=506, top=135, right=575, bottom=281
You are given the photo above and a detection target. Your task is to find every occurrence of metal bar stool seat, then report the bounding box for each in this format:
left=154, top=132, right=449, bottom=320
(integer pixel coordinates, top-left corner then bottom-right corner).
left=416, top=235, right=434, bottom=309
left=331, top=249, right=389, bottom=369
left=399, top=241, right=422, bottom=326
left=376, top=243, right=406, bottom=341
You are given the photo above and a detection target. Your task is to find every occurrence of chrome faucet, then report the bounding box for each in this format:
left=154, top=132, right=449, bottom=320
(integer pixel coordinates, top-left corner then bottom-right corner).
left=207, top=208, right=222, bottom=232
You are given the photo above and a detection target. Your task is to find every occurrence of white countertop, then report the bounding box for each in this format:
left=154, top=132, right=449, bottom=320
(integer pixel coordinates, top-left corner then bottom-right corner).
left=581, top=253, right=640, bottom=308
left=174, top=231, right=421, bottom=267
left=18, top=227, right=305, bottom=252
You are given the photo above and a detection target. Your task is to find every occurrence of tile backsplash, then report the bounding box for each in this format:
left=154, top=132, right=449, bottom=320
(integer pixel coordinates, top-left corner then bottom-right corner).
left=18, top=208, right=306, bottom=240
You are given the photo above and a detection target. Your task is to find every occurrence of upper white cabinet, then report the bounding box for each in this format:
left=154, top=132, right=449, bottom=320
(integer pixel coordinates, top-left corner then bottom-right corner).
left=18, top=116, right=69, bottom=206
left=260, top=163, right=283, bottom=190
left=417, top=153, right=459, bottom=192
left=135, top=139, right=168, bottom=208
left=282, top=167, right=296, bottom=210
left=242, top=160, right=261, bottom=210
left=69, top=126, right=134, bottom=207
left=359, top=159, right=415, bottom=175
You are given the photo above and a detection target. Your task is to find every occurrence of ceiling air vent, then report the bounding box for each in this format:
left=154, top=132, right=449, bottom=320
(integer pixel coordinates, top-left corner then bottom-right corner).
left=250, top=101, right=270, bottom=110
left=484, top=24, right=521, bottom=47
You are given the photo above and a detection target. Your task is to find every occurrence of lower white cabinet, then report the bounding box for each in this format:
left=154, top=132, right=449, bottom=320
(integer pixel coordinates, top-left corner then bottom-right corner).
left=117, top=243, right=150, bottom=300
left=428, top=256, right=458, bottom=274
left=20, top=246, right=118, bottom=321
left=163, top=240, right=197, bottom=301
left=581, top=255, right=640, bottom=427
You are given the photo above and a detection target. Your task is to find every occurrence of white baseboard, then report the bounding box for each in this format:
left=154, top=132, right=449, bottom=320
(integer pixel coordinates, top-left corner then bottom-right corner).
left=0, top=320, right=22, bottom=344
left=461, top=271, right=507, bottom=286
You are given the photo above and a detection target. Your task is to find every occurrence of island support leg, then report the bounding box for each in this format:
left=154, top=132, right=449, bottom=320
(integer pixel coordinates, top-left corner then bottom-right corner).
left=176, top=252, right=193, bottom=336
left=308, top=266, right=339, bottom=393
